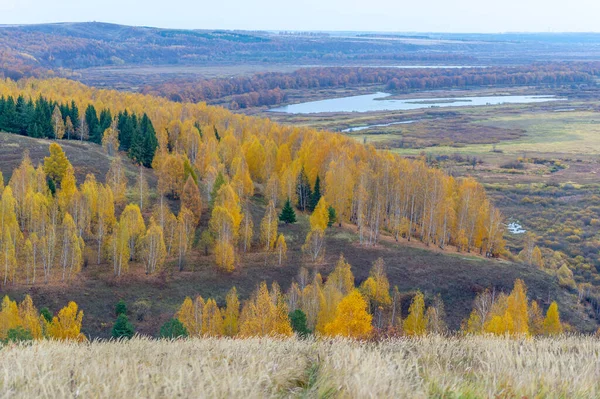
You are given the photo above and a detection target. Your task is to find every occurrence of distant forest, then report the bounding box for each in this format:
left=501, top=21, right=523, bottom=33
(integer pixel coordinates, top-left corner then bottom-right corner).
left=145, top=63, right=600, bottom=108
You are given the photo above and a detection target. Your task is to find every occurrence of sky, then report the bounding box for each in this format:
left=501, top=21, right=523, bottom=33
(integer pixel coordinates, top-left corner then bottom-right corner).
left=1, top=0, right=599, bottom=33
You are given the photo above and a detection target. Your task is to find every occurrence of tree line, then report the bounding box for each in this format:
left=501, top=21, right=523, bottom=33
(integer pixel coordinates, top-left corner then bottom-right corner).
left=143, top=63, right=600, bottom=108
left=0, top=267, right=564, bottom=342
left=0, top=94, right=157, bottom=167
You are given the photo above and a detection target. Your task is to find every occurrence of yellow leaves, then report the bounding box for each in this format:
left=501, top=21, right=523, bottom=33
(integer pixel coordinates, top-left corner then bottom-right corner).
left=0, top=295, right=85, bottom=341
left=260, top=201, right=278, bottom=251
left=302, top=229, right=325, bottom=263
left=360, top=258, right=391, bottom=307
left=153, top=152, right=185, bottom=198
left=18, top=295, right=42, bottom=339
left=43, top=143, right=72, bottom=185
left=181, top=175, right=202, bottom=226
left=110, top=220, right=130, bottom=277
left=240, top=281, right=293, bottom=337
left=59, top=212, right=84, bottom=281
left=542, top=301, right=563, bottom=336
left=275, top=234, right=287, bottom=266
left=101, top=117, right=120, bottom=156
left=214, top=240, right=236, bottom=273
left=328, top=255, right=355, bottom=296
left=120, top=203, right=146, bottom=261
left=324, top=290, right=372, bottom=339
left=106, top=157, right=127, bottom=205
left=47, top=301, right=85, bottom=341
left=403, top=291, right=427, bottom=336
left=202, top=299, right=224, bottom=337
left=51, top=105, right=65, bottom=139
left=0, top=296, right=21, bottom=340
left=176, top=296, right=204, bottom=337
left=140, top=217, right=167, bottom=275
left=223, top=287, right=240, bottom=337
left=506, top=279, right=529, bottom=335
left=309, top=197, right=329, bottom=232
left=244, top=137, right=266, bottom=182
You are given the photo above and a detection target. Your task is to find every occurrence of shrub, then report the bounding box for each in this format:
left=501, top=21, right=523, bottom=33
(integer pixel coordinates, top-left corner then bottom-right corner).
left=160, top=318, right=188, bottom=339
left=132, top=299, right=151, bottom=322
left=6, top=327, right=33, bottom=343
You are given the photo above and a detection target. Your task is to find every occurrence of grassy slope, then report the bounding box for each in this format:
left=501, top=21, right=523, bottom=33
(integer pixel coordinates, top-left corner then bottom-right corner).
left=0, top=132, right=595, bottom=338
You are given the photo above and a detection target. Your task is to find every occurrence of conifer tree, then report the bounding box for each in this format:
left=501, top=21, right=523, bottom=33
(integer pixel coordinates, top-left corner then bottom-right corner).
left=279, top=198, right=297, bottom=224
left=309, top=175, right=322, bottom=211
left=112, top=313, right=135, bottom=339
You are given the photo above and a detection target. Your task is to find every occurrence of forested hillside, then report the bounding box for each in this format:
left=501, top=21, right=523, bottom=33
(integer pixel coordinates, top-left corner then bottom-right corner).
left=0, top=76, right=592, bottom=340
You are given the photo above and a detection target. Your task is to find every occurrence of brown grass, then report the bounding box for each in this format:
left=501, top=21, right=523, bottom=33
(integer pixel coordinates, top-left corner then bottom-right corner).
left=2, top=335, right=600, bottom=398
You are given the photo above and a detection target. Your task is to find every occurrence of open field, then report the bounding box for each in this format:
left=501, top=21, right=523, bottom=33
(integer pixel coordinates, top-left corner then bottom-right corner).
left=3, top=336, right=600, bottom=398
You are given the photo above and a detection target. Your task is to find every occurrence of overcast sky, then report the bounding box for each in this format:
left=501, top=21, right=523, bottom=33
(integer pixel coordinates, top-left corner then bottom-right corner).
left=1, top=0, right=598, bottom=33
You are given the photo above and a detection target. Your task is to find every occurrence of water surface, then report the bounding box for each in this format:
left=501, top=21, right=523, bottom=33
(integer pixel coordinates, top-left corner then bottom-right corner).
left=270, top=92, right=562, bottom=114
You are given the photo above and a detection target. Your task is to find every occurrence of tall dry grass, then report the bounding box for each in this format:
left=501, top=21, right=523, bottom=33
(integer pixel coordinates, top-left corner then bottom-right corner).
left=1, top=335, right=600, bottom=398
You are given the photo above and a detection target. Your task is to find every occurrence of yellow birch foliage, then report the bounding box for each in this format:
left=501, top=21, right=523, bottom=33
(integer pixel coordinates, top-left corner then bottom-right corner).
left=181, top=175, right=202, bottom=226
left=543, top=301, right=563, bottom=336
left=403, top=291, right=427, bottom=336
left=223, top=287, right=240, bottom=337
left=260, top=200, right=278, bottom=251
left=176, top=296, right=205, bottom=337
left=324, top=290, right=372, bottom=339
left=43, top=143, right=72, bottom=185
left=239, top=281, right=293, bottom=337
left=0, top=295, right=21, bottom=340
left=309, top=197, right=330, bottom=232
left=202, top=299, right=224, bottom=337
left=47, top=301, right=85, bottom=341
left=275, top=234, right=287, bottom=266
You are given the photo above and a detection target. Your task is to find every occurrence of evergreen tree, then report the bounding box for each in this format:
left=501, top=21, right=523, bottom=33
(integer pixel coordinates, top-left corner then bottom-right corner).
left=279, top=198, right=297, bottom=224
left=309, top=175, right=322, bottom=211
left=160, top=318, right=189, bottom=339
left=214, top=125, right=220, bottom=141
left=40, top=307, right=53, bottom=323
left=140, top=114, right=158, bottom=167
left=115, top=300, right=127, bottom=316
left=327, top=206, right=337, bottom=227
left=289, top=309, right=311, bottom=337
left=85, top=105, right=100, bottom=143
left=111, top=314, right=135, bottom=339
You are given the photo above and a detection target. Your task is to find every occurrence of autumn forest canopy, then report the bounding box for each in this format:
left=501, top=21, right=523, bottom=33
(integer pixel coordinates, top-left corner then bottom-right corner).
left=0, top=75, right=517, bottom=339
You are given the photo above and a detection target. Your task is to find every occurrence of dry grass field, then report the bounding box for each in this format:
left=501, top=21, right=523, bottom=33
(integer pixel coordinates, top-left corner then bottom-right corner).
left=2, top=336, right=600, bottom=398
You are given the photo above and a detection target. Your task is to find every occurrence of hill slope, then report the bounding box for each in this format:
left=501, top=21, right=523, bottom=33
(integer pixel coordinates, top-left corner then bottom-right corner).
left=0, top=134, right=594, bottom=338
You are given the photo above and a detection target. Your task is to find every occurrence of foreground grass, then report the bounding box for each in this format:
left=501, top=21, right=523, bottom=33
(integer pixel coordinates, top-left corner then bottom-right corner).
left=2, top=336, right=600, bottom=398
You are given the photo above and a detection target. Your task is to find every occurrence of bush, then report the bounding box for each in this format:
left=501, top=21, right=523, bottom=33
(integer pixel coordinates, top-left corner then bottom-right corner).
left=500, top=160, right=525, bottom=170
left=115, top=300, right=127, bottom=316
left=5, top=327, right=33, bottom=343
left=132, top=299, right=151, bottom=322
left=160, top=318, right=188, bottom=339
left=112, top=314, right=135, bottom=339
